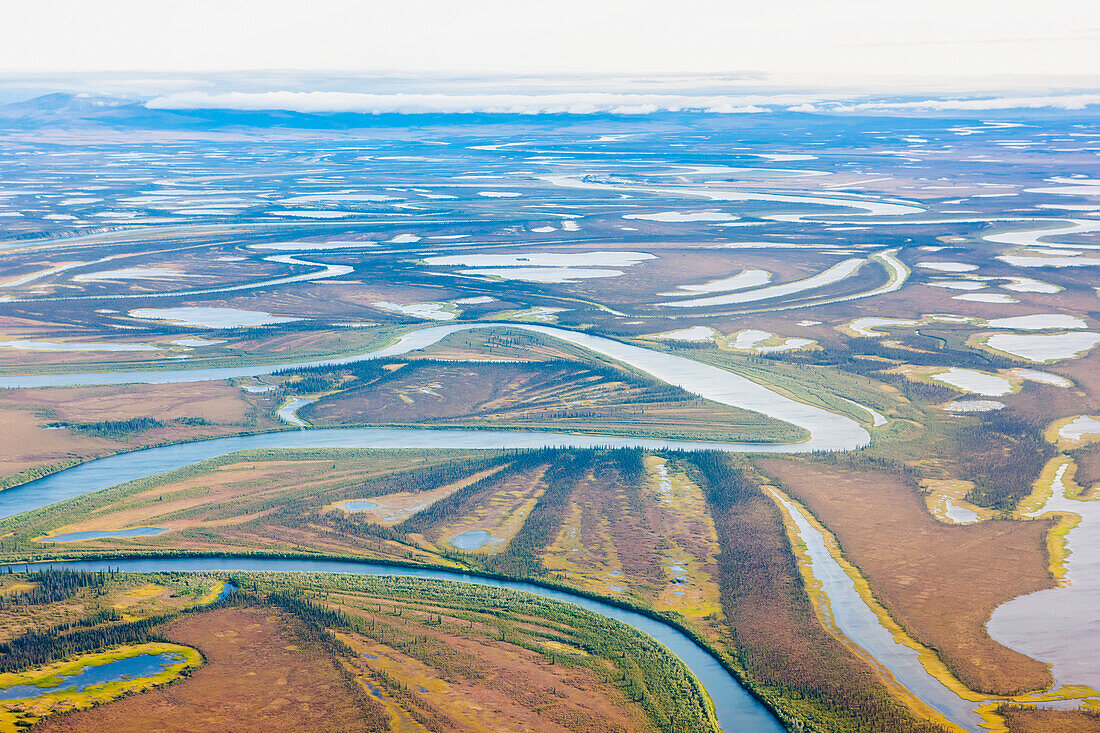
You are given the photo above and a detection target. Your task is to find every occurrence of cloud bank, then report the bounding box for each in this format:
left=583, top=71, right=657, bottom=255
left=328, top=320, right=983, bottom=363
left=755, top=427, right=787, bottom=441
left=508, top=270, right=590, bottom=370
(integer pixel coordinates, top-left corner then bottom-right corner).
left=145, top=90, right=1100, bottom=116
left=145, top=91, right=786, bottom=115
left=790, top=94, right=1100, bottom=113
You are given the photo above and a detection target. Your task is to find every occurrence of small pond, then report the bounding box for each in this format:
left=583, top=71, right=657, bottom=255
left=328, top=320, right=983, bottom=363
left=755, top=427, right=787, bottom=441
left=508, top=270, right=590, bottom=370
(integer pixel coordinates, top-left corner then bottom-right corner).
left=40, top=527, right=168, bottom=543
left=0, top=652, right=184, bottom=702
left=448, top=529, right=504, bottom=551
left=337, top=500, right=379, bottom=512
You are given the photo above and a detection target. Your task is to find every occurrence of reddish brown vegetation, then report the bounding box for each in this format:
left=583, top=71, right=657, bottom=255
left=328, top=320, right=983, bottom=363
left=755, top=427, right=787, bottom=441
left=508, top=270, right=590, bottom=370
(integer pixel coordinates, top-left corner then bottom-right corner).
left=1073, top=442, right=1100, bottom=490
left=999, top=705, right=1100, bottom=733
left=37, top=607, right=388, bottom=733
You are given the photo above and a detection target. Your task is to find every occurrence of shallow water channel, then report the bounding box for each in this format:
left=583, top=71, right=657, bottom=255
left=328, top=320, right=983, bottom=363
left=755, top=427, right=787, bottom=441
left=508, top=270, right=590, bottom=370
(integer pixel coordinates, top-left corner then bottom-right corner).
left=770, top=491, right=987, bottom=731
left=0, top=427, right=862, bottom=524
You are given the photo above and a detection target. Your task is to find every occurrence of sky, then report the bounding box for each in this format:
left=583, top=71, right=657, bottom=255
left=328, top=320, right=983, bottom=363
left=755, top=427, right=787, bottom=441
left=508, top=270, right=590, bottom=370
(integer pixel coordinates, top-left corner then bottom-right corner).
left=4, top=0, right=1100, bottom=83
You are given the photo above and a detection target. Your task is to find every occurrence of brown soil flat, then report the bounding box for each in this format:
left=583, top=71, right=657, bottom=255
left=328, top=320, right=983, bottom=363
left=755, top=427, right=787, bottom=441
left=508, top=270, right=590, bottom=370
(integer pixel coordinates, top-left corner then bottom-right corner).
left=0, top=382, right=270, bottom=481
left=999, top=706, right=1100, bottom=733
left=1045, top=348, right=1100, bottom=412
left=414, top=329, right=580, bottom=362
left=995, top=346, right=1096, bottom=433
left=756, top=457, right=1055, bottom=695
left=225, top=326, right=375, bottom=357
left=37, top=607, right=387, bottom=733
left=21, top=382, right=250, bottom=423
left=0, top=409, right=116, bottom=478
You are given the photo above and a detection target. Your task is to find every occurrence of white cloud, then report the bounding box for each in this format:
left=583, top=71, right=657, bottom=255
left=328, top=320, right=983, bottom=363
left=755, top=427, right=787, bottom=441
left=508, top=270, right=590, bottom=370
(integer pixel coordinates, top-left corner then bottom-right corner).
left=799, top=94, right=1100, bottom=112
left=144, top=89, right=1100, bottom=116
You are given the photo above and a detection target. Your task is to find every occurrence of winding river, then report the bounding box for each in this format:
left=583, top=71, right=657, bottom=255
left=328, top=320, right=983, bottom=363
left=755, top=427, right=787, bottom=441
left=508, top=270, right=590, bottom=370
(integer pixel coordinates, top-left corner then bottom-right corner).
left=6, top=557, right=784, bottom=732
left=0, top=427, right=853, bottom=523
left=0, top=254, right=354, bottom=304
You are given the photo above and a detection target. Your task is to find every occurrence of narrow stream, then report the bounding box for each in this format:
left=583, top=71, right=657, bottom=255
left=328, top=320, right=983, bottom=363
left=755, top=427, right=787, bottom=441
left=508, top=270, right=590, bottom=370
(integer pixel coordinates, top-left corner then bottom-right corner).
left=276, top=396, right=317, bottom=427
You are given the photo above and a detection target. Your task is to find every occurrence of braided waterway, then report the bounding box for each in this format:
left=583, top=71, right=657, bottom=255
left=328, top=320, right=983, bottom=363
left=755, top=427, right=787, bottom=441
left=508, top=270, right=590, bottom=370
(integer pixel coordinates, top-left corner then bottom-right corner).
left=4, top=323, right=1020, bottom=730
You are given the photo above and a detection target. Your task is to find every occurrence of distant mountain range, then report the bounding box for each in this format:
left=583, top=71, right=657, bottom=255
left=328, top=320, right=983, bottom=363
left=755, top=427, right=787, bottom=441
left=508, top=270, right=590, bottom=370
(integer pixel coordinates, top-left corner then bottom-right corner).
left=0, top=92, right=429, bottom=132
left=0, top=93, right=167, bottom=124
